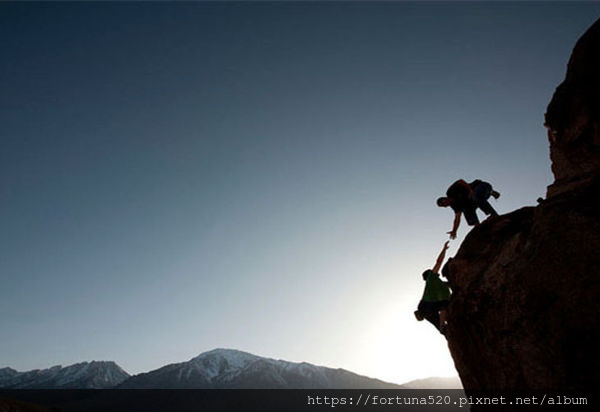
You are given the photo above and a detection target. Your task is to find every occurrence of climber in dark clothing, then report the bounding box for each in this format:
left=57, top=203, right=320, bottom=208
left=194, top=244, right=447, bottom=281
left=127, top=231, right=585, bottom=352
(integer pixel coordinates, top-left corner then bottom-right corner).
left=437, top=179, right=500, bottom=239
left=415, top=241, right=451, bottom=335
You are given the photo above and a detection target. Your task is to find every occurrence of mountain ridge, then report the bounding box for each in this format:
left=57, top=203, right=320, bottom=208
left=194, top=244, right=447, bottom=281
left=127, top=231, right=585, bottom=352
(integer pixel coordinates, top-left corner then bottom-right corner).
left=2, top=348, right=460, bottom=389
left=0, top=360, right=129, bottom=389
left=118, top=348, right=403, bottom=389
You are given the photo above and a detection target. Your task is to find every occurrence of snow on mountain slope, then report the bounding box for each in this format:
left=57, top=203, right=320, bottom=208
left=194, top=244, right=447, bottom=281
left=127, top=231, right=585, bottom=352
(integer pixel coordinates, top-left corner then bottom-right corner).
left=0, top=361, right=130, bottom=389
left=2, top=350, right=457, bottom=390
left=119, top=348, right=403, bottom=389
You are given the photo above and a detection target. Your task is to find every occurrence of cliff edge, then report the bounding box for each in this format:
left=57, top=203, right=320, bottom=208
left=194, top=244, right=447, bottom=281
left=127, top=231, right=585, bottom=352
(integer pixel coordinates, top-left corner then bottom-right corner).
left=444, top=18, right=600, bottom=390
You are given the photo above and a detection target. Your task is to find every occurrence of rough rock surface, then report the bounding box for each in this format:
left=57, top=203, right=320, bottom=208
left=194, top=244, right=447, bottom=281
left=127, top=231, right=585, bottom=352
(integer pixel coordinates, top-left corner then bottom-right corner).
left=444, top=18, right=600, bottom=391
left=545, top=18, right=600, bottom=197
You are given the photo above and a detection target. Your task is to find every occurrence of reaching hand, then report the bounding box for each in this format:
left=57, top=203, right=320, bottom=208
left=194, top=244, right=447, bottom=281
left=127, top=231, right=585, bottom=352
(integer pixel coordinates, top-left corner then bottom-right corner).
left=443, top=240, right=450, bottom=249
left=447, top=231, right=457, bottom=240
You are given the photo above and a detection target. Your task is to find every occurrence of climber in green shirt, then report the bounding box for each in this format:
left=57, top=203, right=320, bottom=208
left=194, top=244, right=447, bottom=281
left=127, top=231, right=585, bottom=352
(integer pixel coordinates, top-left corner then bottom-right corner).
left=415, top=241, right=452, bottom=335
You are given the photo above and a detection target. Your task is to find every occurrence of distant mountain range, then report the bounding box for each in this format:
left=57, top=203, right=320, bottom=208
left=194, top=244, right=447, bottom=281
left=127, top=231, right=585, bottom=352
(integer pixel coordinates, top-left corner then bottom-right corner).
left=0, top=361, right=129, bottom=389
left=118, top=348, right=401, bottom=389
left=0, top=348, right=461, bottom=389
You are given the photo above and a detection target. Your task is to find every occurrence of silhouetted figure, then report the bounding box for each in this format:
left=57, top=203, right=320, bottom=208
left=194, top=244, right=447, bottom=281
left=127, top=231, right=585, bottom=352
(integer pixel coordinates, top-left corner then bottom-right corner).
left=415, top=241, right=451, bottom=335
left=437, top=179, right=500, bottom=239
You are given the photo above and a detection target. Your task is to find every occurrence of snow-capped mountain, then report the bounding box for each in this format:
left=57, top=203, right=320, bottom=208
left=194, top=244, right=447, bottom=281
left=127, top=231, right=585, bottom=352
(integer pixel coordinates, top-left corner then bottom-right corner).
left=0, top=361, right=129, bottom=389
left=119, top=348, right=402, bottom=389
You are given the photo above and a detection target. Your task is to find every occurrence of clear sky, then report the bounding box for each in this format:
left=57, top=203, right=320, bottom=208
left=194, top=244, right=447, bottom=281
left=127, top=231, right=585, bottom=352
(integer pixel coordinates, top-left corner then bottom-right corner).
left=1, top=1, right=599, bottom=385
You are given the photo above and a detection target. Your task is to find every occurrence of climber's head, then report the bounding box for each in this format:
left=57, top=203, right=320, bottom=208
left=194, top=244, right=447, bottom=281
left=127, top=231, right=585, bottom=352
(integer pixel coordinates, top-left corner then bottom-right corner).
left=437, top=197, right=451, bottom=207
left=422, top=270, right=430, bottom=281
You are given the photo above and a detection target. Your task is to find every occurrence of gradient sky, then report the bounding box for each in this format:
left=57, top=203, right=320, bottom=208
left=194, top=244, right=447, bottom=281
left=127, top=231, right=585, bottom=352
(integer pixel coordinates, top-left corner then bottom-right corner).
left=2, top=1, right=599, bottom=385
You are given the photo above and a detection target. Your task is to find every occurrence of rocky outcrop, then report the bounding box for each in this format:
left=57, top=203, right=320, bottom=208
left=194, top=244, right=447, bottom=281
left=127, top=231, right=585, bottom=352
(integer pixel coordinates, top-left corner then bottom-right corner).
left=444, top=18, right=600, bottom=391
left=545, top=18, right=600, bottom=197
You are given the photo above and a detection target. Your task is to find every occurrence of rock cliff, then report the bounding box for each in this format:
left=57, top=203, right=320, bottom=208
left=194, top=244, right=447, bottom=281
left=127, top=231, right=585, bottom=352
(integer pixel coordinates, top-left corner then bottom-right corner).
left=444, top=18, right=600, bottom=391
left=545, top=18, right=600, bottom=197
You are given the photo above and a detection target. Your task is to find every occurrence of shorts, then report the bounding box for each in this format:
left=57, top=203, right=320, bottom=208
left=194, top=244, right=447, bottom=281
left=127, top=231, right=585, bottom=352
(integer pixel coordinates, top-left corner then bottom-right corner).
left=418, top=300, right=449, bottom=314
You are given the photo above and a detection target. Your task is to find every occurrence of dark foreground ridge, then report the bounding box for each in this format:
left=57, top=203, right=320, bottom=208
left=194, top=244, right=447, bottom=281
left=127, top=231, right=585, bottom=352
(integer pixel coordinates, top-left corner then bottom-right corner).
left=443, top=17, right=600, bottom=394
left=0, top=389, right=596, bottom=412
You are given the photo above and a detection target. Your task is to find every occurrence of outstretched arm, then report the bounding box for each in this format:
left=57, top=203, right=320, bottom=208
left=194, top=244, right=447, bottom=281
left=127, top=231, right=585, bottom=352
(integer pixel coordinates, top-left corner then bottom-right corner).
left=432, top=241, right=450, bottom=274
left=448, top=212, right=461, bottom=239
